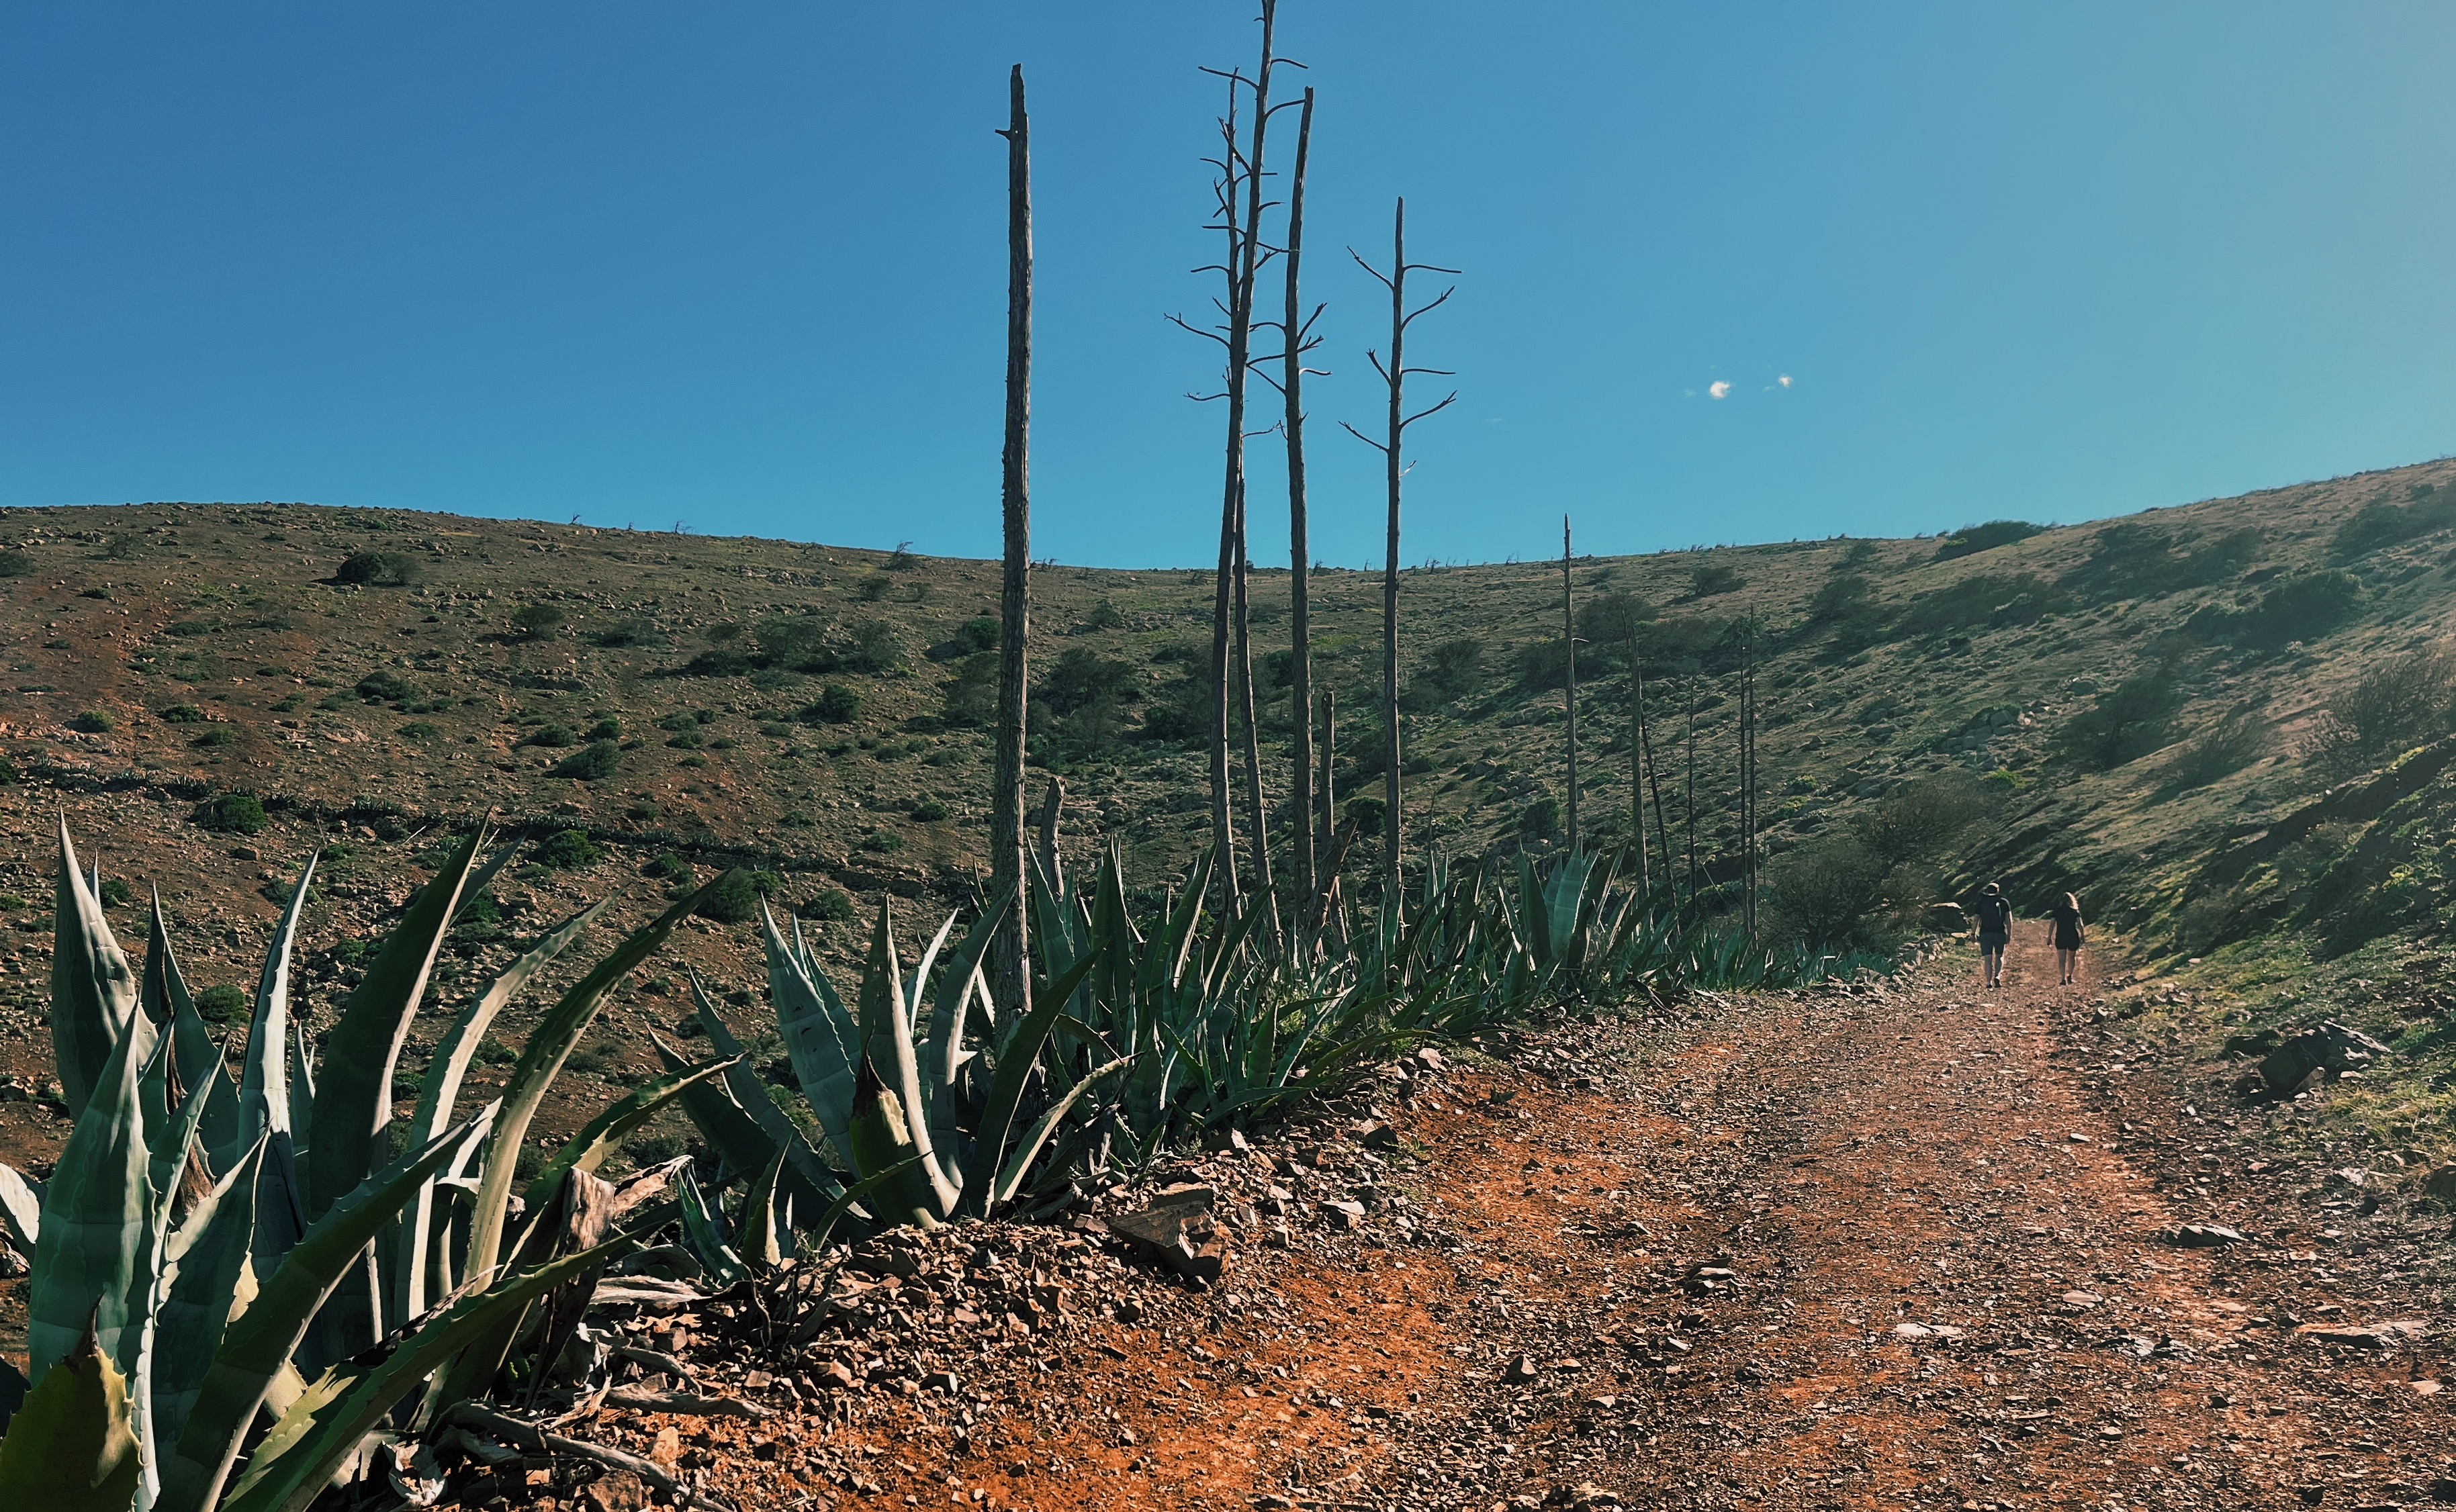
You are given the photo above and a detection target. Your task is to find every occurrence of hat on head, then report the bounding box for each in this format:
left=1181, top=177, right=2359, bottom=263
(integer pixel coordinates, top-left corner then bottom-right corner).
left=1982, top=882, right=2001, bottom=896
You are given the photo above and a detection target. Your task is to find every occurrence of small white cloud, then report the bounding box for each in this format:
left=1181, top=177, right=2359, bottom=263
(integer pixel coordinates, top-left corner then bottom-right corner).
left=1777, top=374, right=1792, bottom=388
left=1708, top=380, right=1731, bottom=399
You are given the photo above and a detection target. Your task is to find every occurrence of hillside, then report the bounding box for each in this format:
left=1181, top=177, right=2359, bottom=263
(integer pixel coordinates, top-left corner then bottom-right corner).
left=0, top=457, right=2452, bottom=1166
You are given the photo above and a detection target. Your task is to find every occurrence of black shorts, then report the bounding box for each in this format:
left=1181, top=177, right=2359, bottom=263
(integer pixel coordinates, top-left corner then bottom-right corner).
left=1978, top=933, right=2008, bottom=949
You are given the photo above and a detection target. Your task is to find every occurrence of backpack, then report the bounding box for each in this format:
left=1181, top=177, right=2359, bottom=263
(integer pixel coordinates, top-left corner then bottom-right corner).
left=1974, top=896, right=2011, bottom=935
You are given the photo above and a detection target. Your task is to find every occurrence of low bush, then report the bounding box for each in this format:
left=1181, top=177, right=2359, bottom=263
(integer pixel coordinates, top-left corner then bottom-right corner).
left=334, top=549, right=417, bottom=585
left=551, top=739, right=623, bottom=780
left=192, top=791, right=267, bottom=835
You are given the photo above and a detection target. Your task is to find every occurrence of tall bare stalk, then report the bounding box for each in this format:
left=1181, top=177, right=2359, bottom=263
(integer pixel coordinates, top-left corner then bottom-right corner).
left=990, top=64, right=1032, bottom=1006
left=1562, top=515, right=1580, bottom=851
left=1275, top=87, right=1322, bottom=929
left=1343, top=199, right=1457, bottom=902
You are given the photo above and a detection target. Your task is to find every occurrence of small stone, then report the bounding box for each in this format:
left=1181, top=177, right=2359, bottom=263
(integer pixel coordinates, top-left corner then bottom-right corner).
left=1324, top=1199, right=1367, bottom=1231
left=1354, top=1120, right=1402, bottom=1151
left=580, top=1470, right=651, bottom=1512
left=1505, top=1354, right=1540, bottom=1383
left=2167, top=1223, right=2246, bottom=1247
left=812, top=1361, right=858, bottom=1391
left=922, top=1370, right=961, bottom=1394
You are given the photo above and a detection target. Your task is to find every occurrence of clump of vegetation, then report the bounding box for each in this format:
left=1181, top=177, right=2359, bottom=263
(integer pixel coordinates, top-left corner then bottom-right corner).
left=803, top=684, right=862, bottom=724
left=1934, top=519, right=2046, bottom=560
left=909, top=798, right=951, bottom=822
left=798, top=887, right=856, bottom=922
left=1688, top=561, right=1744, bottom=598
left=693, top=867, right=780, bottom=924
left=157, top=702, right=206, bottom=722
left=0, top=548, right=32, bottom=577
left=356, top=669, right=414, bottom=702
left=2328, top=483, right=2456, bottom=562
left=192, top=790, right=268, bottom=835
left=194, top=982, right=250, bottom=1024
left=551, top=739, right=623, bottom=780
left=334, top=548, right=418, bottom=585
left=2060, top=663, right=2185, bottom=769
left=2192, top=569, right=2363, bottom=649
left=2302, top=645, right=2455, bottom=779
left=511, top=602, right=566, bottom=638
left=534, top=828, right=602, bottom=869
left=71, top=709, right=116, bottom=733
left=1764, top=773, right=1989, bottom=951
left=2169, top=710, right=2270, bottom=788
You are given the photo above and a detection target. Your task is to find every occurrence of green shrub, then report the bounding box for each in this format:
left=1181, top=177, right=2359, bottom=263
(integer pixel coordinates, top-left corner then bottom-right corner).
left=1345, top=795, right=1388, bottom=837
left=191, top=725, right=236, bottom=749
left=799, top=888, right=856, bottom=922
left=858, top=830, right=905, bottom=854
left=195, top=983, right=250, bottom=1024
left=951, top=616, right=1002, bottom=655
left=805, top=685, right=862, bottom=724
left=2170, top=712, right=2269, bottom=788
left=355, top=669, right=414, bottom=702
left=193, top=792, right=268, bottom=835
left=1934, top=520, right=2046, bottom=560
left=586, top=716, right=622, bottom=741
left=158, top=702, right=206, bottom=723
left=0, top=549, right=32, bottom=577
left=909, top=798, right=950, bottom=822
left=335, top=549, right=417, bottom=586
left=551, top=740, right=623, bottom=780
left=692, top=869, right=780, bottom=925
left=511, top=602, right=566, bottom=639
left=72, top=709, right=116, bottom=733
left=535, top=829, right=601, bottom=869
left=1688, top=561, right=1743, bottom=598
left=1518, top=797, right=1561, bottom=839
left=520, top=723, right=576, bottom=748
left=2060, top=665, right=2183, bottom=769
left=400, top=720, right=441, bottom=741
left=2230, top=569, right=2361, bottom=649
left=99, top=878, right=134, bottom=907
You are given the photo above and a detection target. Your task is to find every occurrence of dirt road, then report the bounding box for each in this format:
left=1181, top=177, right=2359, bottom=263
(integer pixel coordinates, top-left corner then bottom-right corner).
left=754, top=925, right=2449, bottom=1512
left=1296, top=925, right=2450, bottom=1512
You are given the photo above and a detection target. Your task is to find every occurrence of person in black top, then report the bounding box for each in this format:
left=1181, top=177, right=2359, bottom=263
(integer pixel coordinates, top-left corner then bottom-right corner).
left=2048, top=891, right=2085, bottom=985
left=1972, top=882, right=2013, bottom=988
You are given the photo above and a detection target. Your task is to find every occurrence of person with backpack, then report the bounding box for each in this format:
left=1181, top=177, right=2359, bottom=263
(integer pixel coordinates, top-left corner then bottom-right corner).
left=2048, top=891, right=2085, bottom=985
left=1972, top=882, right=2013, bottom=988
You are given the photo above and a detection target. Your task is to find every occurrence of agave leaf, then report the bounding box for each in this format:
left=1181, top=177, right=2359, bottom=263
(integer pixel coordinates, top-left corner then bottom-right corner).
left=234, top=851, right=318, bottom=1158
left=148, top=1137, right=265, bottom=1473
left=672, top=1166, right=743, bottom=1287
left=520, top=1053, right=738, bottom=1211
left=1152, top=847, right=1216, bottom=997
left=905, top=908, right=960, bottom=1040
left=687, top=977, right=850, bottom=1212
left=394, top=895, right=614, bottom=1327
left=989, top=1054, right=1131, bottom=1209
left=649, top=1033, right=777, bottom=1176
left=762, top=901, right=860, bottom=1161
left=162, top=995, right=239, bottom=1188
left=155, top=1108, right=492, bottom=1512
left=855, top=902, right=958, bottom=1217
left=27, top=1007, right=154, bottom=1388
left=844, top=1080, right=936, bottom=1227
left=0, top=1318, right=142, bottom=1512
left=51, top=816, right=142, bottom=1121
left=922, top=887, right=1012, bottom=1160
left=460, top=876, right=716, bottom=1287
left=306, top=827, right=481, bottom=1225
left=0, top=1162, right=41, bottom=1252
left=737, top=1145, right=788, bottom=1271
left=218, top=1235, right=634, bottom=1512
left=804, top=1155, right=923, bottom=1253
left=954, top=949, right=1101, bottom=1219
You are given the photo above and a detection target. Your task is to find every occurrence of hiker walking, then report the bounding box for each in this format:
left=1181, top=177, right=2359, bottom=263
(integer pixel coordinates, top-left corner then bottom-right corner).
left=2048, top=891, right=2085, bottom=985
left=1972, top=881, right=2013, bottom=989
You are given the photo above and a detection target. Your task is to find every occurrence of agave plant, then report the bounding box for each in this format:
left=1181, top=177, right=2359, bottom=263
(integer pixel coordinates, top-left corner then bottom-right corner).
left=0, top=818, right=731, bottom=1512
left=663, top=886, right=1122, bottom=1229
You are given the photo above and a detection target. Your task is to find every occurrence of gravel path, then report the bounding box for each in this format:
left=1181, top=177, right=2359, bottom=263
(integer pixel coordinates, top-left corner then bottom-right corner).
left=539, top=928, right=2450, bottom=1511
left=1328, top=926, right=2450, bottom=1512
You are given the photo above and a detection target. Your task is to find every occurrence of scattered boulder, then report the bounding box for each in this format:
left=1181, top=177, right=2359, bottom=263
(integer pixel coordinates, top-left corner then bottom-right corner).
left=2258, top=1021, right=2392, bottom=1092
left=1105, top=1184, right=1231, bottom=1283
left=579, top=1471, right=653, bottom=1512
left=1504, top=1354, right=1541, bottom=1384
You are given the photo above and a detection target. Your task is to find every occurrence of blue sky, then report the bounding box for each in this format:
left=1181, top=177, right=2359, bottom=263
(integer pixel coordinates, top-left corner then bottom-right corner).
left=6, top=3, right=2453, bottom=567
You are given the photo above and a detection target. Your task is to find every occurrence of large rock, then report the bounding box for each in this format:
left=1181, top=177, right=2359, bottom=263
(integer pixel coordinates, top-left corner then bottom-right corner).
left=2258, top=1021, right=2392, bottom=1092
left=1105, top=1183, right=1230, bottom=1284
